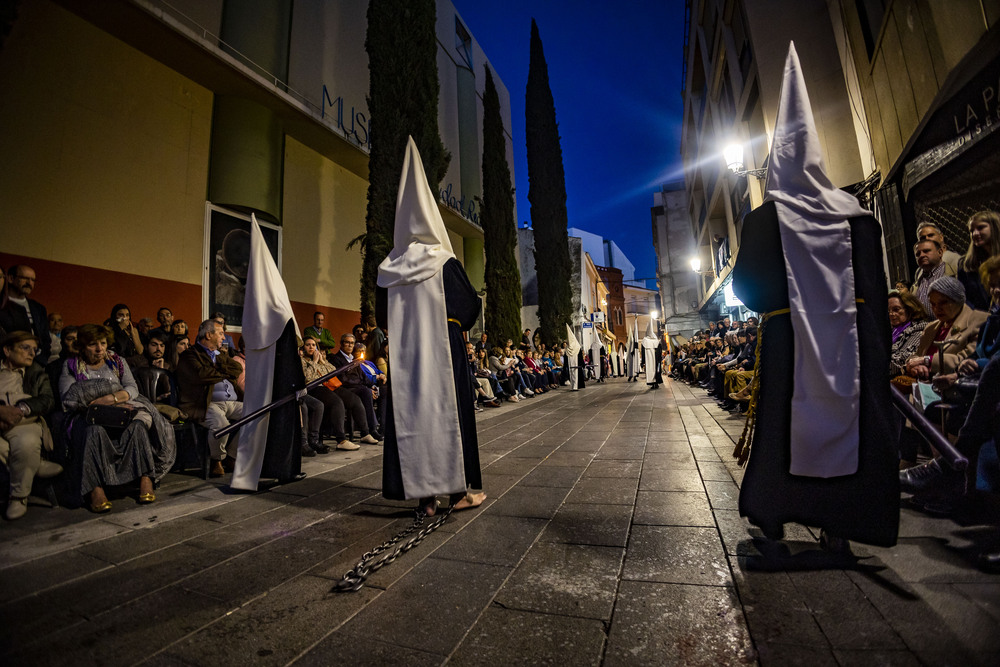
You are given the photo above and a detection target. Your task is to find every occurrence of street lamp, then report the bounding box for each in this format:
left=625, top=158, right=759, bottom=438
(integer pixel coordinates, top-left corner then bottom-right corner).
left=690, top=256, right=715, bottom=277
left=724, top=142, right=766, bottom=179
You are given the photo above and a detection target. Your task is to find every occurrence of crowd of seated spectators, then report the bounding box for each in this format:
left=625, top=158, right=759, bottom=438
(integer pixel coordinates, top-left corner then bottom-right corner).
left=670, top=212, right=1000, bottom=570
left=671, top=317, right=759, bottom=413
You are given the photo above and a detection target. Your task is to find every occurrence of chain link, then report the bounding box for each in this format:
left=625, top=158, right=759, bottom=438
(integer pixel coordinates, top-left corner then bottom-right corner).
left=331, top=505, right=455, bottom=593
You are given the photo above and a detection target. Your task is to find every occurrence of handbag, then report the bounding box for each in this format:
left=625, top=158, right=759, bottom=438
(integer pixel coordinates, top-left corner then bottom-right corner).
left=85, top=404, right=133, bottom=431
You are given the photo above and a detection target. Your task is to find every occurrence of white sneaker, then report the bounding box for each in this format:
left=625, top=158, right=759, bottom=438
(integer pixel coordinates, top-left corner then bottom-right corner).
left=6, top=497, right=27, bottom=520
left=336, top=440, right=360, bottom=451
left=523, top=389, right=534, bottom=396
left=360, top=434, right=379, bottom=445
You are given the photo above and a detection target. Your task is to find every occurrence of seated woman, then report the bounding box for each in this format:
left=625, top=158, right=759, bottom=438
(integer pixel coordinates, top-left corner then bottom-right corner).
left=170, top=320, right=190, bottom=343
left=900, top=258, right=1000, bottom=519
left=300, top=336, right=375, bottom=450
left=0, top=331, right=62, bottom=520
left=956, top=210, right=1000, bottom=311
left=489, top=346, right=523, bottom=400
left=888, top=289, right=929, bottom=376
left=104, top=303, right=143, bottom=361
left=905, top=277, right=988, bottom=380
left=517, top=348, right=547, bottom=393
left=59, top=324, right=176, bottom=512
left=475, top=347, right=508, bottom=401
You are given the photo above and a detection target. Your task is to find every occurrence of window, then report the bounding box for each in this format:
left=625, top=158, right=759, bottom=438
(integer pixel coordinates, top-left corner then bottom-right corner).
left=455, top=17, right=473, bottom=70
left=615, top=308, right=623, bottom=327
left=855, top=0, right=887, bottom=59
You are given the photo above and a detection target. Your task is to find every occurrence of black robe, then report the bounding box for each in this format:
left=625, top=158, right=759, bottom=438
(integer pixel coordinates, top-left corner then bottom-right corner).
left=259, top=319, right=303, bottom=482
left=732, top=201, right=899, bottom=546
left=377, top=258, right=483, bottom=500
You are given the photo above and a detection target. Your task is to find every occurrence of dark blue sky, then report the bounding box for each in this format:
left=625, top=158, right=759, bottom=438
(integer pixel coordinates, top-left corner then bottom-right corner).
left=453, top=0, right=687, bottom=284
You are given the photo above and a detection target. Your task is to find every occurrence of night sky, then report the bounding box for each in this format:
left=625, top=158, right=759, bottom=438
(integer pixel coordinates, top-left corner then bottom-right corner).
left=452, top=0, right=688, bottom=285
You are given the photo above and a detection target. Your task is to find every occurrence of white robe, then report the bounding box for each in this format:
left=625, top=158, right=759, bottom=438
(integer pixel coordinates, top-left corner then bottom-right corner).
left=377, top=137, right=464, bottom=499
left=231, top=214, right=298, bottom=491
left=764, top=43, right=869, bottom=478
left=566, top=325, right=581, bottom=390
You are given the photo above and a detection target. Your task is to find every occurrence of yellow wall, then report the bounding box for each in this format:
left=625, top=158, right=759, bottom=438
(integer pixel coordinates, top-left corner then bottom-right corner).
left=0, top=0, right=213, bottom=285
left=281, top=136, right=368, bottom=311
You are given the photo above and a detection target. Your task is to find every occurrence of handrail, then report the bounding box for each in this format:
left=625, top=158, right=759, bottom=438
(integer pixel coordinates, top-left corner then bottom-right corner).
left=889, top=384, right=968, bottom=471
left=213, top=360, right=363, bottom=438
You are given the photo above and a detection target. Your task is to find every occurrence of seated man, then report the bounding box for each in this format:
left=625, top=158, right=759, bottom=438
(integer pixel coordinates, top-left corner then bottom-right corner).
left=149, top=307, right=174, bottom=341
left=0, top=331, right=62, bottom=520
left=304, top=312, right=338, bottom=352
left=0, top=265, right=51, bottom=361
left=176, top=319, right=243, bottom=477
left=329, top=333, right=382, bottom=438
left=128, top=332, right=174, bottom=405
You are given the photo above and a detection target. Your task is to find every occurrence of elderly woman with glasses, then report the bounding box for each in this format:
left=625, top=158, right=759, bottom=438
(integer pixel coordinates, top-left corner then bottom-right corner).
left=0, top=331, right=62, bottom=520
left=59, top=324, right=175, bottom=512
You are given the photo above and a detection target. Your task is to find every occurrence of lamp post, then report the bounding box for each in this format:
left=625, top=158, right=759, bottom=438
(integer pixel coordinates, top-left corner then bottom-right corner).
left=723, top=142, right=767, bottom=179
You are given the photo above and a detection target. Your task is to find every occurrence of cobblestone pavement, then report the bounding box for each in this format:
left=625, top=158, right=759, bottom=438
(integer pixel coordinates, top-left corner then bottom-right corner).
left=2, top=378, right=999, bottom=665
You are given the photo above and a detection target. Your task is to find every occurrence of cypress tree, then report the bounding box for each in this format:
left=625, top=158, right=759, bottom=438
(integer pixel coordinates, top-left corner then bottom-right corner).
left=360, top=0, right=450, bottom=323
left=481, top=65, right=522, bottom=347
left=525, top=18, right=572, bottom=346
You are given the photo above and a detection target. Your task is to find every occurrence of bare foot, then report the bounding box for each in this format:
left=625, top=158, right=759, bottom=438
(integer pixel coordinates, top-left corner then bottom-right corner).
left=451, top=492, right=486, bottom=511
left=417, top=497, right=438, bottom=517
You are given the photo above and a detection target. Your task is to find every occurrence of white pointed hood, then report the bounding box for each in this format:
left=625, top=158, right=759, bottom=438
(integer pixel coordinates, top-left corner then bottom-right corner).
left=376, top=136, right=465, bottom=499
left=378, top=137, right=455, bottom=288
left=764, top=43, right=868, bottom=221
left=566, top=324, right=581, bottom=357
left=764, top=42, right=864, bottom=479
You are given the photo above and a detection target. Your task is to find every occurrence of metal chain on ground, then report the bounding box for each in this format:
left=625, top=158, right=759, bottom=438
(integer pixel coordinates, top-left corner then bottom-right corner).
left=331, top=505, right=454, bottom=593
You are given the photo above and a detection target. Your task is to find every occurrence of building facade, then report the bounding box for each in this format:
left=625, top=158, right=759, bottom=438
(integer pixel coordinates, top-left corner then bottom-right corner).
left=0, top=0, right=514, bottom=336
left=651, top=183, right=703, bottom=337
left=680, top=0, right=873, bottom=315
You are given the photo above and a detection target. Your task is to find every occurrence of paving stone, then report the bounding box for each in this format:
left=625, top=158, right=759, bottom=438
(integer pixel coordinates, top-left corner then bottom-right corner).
left=182, top=536, right=337, bottom=604
left=953, top=582, right=1000, bottom=625
left=339, top=557, right=509, bottom=656
left=832, top=649, right=921, bottom=666
left=479, top=472, right=522, bottom=496
left=452, top=606, right=605, bottom=665
left=639, top=468, right=703, bottom=492
left=595, top=446, right=645, bottom=461
left=728, top=559, right=831, bottom=647
left=623, top=525, right=730, bottom=586
left=644, top=439, right=692, bottom=453
left=583, top=459, right=642, bottom=479
left=604, top=581, right=754, bottom=666
left=514, top=444, right=562, bottom=459
left=296, top=633, right=444, bottom=666
left=696, top=460, right=733, bottom=482
left=0, top=547, right=110, bottom=602
left=486, top=485, right=568, bottom=519
left=0, top=517, right=131, bottom=568
left=704, top=480, right=740, bottom=510
left=495, top=541, right=623, bottom=620
left=543, top=450, right=596, bottom=467
left=483, top=456, right=538, bottom=477
left=692, top=445, right=723, bottom=461
left=754, top=642, right=838, bottom=666
left=432, top=515, right=546, bottom=568
left=541, top=502, right=632, bottom=547
left=786, top=570, right=907, bottom=650
left=342, top=470, right=382, bottom=490
left=187, top=504, right=332, bottom=557
left=287, top=485, right=378, bottom=512
left=642, top=451, right=698, bottom=470
left=633, top=491, right=714, bottom=527
left=565, top=477, right=638, bottom=505
left=161, top=575, right=380, bottom=667
left=560, top=438, right=607, bottom=453
left=520, top=465, right=584, bottom=488
left=7, top=585, right=228, bottom=667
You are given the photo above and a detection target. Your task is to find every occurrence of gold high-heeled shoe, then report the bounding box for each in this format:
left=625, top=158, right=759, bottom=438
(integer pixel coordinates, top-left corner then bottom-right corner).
left=90, top=500, right=112, bottom=513
left=138, top=492, right=156, bottom=504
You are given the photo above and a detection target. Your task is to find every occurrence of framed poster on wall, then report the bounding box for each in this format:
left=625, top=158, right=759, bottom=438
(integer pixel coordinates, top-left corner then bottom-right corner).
left=202, top=204, right=281, bottom=332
